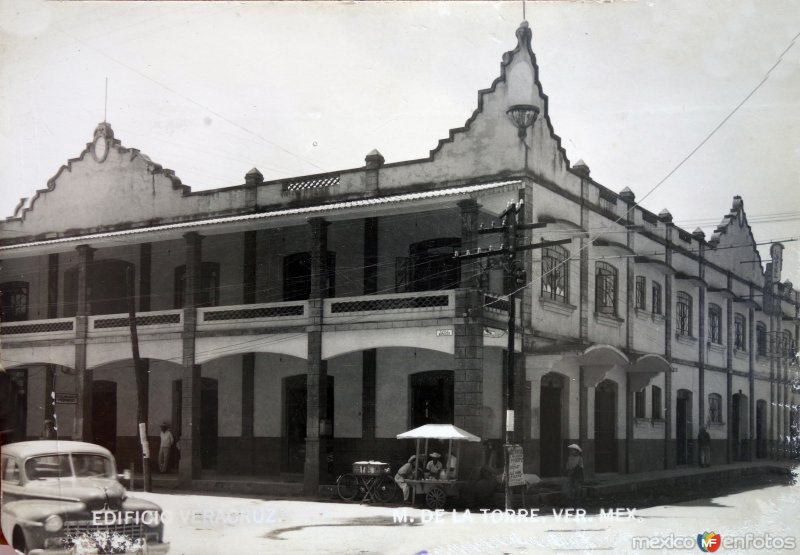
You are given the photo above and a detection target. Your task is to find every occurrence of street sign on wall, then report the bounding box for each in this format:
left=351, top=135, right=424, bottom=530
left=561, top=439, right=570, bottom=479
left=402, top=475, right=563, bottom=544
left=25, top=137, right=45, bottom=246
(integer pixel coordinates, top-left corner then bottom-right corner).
left=507, top=444, right=525, bottom=487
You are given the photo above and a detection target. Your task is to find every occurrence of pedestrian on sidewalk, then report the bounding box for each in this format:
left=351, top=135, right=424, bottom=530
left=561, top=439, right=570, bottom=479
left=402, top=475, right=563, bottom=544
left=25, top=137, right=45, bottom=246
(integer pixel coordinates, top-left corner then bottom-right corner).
left=565, top=444, right=584, bottom=504
left=698, top=427, right=711, bottom=468
left=395, top=455, right=417, bottom=503
left=159, top=422, right=175, bottom=473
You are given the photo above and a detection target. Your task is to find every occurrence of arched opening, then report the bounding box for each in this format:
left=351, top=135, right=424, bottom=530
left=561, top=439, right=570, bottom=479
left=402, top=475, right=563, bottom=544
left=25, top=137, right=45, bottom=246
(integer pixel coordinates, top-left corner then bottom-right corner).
left=92, top=380, right=117, bottom=454
left=409, top=370, right=454, bottom=428
left=756, top=399, right=767, bottom=458
left=540, top=372, right=567, bottom=477
left=281, top=374, right=334, bottom=473
left=594, top=379, right=617, bottom=473
left=676, top=389, right=693, bottom=465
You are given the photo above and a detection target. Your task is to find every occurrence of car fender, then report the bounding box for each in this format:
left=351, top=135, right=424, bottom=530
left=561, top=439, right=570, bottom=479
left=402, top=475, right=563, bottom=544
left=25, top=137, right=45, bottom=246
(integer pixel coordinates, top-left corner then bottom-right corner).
left=2, top=498, right=86, bottom=526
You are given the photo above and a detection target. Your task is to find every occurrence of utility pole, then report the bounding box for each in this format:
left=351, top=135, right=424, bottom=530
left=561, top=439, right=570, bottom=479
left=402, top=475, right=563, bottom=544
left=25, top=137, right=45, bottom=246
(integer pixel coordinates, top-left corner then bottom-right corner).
left=126, top=267, right=151, bottom=492
left=455, top=199, right=570, bottom=510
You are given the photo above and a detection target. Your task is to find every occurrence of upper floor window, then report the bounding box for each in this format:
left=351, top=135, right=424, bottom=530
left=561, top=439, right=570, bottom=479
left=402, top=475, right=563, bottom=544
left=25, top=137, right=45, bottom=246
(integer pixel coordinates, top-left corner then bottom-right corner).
left=1, top=281, right=28, bottom=322
left=541, top=245, right=569, bottom=303
left=708, top=393, right=723, bottom=424
left=595, top=262, right=618, bottom=315
left=756, top=322, right=767, bottom=356
left=282, top=252, right=336, bottom=301
left=634, top=276, right=646, bottom=310
left=784, top=330, right=795, bottom=358
left=676, top=291, right=692, bottom=336
left=397, top=238, right=460, bottom=293
left=734, top=314, right=746, bottom=351
left=174, top=262, right=221, bottom=308
left=652, top=281, right=663, bottom=315
left=708, top=304, right=722, bottom=344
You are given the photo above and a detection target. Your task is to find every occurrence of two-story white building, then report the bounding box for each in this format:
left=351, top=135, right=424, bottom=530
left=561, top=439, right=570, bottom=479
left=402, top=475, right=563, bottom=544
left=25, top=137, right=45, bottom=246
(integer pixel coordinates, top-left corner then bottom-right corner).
left=1, top=21, right=797, bottom=494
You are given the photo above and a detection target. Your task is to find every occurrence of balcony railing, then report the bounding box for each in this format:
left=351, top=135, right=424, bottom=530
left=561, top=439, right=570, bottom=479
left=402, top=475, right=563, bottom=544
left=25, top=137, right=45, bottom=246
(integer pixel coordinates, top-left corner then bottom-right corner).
left=0, top=317, right=75, bottom=338
left=324, top=290, right=455, bottom=324
left=197, top=301, right=308, bottom=331
left=89, top=310, right=183, bottom=337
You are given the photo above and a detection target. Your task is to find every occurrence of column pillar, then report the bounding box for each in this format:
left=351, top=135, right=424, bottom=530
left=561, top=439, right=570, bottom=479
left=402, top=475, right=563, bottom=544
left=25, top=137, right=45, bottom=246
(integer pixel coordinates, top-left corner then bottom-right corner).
left=454, top=289, right=484, bottom=467
left=748, top=284, right=755, bottom=461
left=241, top=353, right=255, bottom=474
left=458, top=199, right=479, bottom=289
left=139, top=243, right=152, bottom=312
left=697, top=233, right=706, bottom=436
left=622, top=191, right=635, bottom=473
left=726, top=272, right=734, bottom=463
left=243, top=231, right=257, bottom=304
left=47, top=253, right=59, bottom=319
left=661, top=212, right=674, bottom=469
left=74, top=244, right=94, bottom=441
left=179, top=232, right=203, bottom=482
left=304, top=218, right=329, bottom=495
left=361, top=217, right=378, bottom=447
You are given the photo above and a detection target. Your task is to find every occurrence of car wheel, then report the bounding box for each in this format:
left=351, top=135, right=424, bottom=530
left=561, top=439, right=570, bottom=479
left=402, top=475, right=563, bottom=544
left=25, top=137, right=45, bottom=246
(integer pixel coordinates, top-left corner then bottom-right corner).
left=12, top=527, right=27, bottom=555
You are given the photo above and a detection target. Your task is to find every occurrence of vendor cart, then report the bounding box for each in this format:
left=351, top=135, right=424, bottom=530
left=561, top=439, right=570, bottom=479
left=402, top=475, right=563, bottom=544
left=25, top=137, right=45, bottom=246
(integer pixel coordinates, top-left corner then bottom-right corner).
left=396, top=423, right=481, bottom=509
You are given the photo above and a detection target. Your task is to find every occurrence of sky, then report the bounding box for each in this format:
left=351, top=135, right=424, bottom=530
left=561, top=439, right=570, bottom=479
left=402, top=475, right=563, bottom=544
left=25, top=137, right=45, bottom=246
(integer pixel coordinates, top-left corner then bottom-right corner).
left=0, top=0, right=798, bottom=283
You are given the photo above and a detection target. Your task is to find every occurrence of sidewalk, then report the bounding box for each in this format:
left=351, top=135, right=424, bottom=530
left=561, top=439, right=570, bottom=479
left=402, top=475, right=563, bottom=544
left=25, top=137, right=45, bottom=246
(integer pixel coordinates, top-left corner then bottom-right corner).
left=133, top=459, right=797, bottom=506
left=526, top=459, right=797, bottom=509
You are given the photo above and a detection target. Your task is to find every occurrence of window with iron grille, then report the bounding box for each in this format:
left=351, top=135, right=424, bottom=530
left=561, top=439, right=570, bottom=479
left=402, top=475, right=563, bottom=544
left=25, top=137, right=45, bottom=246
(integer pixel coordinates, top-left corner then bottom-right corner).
left=784, top=330, right=795, bottom=357
left=734, top=314, right=746, bottom=350
left=595, top=262, right=617, bottom=315
left=756, top=322, right=767, bottom=356
left=708, top=393, right=723, bottom=423
left=652, top=281, right=662, bottom=315
left=676, top=291, right=692, bottom=336
left=541, top=245, right=569, bottom=303
left=652, top=386, right=662, bottom=419
left=0, top=281, right=28, bottom=322
left=634, top=389, right=646, bottom=418
left=708, top=304, right=722, bottom=344
left=635, top=276, right=646, bottom=310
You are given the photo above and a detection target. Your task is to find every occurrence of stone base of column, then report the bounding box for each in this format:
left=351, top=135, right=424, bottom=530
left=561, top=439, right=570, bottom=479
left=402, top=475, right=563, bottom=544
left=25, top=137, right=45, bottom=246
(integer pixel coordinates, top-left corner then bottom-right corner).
left=303, top=436, right=328, bottom=495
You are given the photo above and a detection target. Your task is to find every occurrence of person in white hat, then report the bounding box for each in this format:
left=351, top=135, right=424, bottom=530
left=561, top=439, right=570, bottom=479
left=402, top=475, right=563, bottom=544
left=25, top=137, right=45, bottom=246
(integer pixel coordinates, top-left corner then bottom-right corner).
left=425, top=452, right=443, bottom=479
left=565, top=444, right=584, bottom=503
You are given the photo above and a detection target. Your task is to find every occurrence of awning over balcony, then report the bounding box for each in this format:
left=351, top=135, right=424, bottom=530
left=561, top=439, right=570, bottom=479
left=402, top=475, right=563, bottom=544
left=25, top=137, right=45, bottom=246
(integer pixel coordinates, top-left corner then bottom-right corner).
left=0, top=179, right=523, bottom=256
left=628, top=353, right=671, bottom=391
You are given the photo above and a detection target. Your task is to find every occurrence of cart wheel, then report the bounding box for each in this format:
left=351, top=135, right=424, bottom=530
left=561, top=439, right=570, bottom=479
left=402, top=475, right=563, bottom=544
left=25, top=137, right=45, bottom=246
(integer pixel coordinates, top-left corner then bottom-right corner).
left=373, top=475, right=398, bottom=503
left=425, top=486, right=447, bottom=510
left=337, top=473, right=359, bottom=501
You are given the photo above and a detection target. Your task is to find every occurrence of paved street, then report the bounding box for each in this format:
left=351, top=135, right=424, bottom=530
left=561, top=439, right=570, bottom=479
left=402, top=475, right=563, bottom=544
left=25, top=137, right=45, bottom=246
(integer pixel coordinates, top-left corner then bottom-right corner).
left=138, top=467, right=799, bottom=554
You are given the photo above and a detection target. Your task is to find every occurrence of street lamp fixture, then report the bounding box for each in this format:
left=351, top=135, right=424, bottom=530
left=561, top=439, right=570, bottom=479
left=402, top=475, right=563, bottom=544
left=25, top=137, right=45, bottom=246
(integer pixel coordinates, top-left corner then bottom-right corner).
left=506, top=104, right=540, bottom=139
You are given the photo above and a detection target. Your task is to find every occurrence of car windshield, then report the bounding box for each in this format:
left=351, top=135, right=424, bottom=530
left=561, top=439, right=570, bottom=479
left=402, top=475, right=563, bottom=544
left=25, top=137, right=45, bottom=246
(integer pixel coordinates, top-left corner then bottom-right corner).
left=25, top=454, right=114, bottom=480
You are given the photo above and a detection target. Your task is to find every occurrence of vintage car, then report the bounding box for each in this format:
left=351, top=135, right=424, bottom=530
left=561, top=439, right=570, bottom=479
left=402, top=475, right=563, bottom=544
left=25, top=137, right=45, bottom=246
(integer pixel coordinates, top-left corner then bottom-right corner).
left=1, top=441, right=168, bottom=554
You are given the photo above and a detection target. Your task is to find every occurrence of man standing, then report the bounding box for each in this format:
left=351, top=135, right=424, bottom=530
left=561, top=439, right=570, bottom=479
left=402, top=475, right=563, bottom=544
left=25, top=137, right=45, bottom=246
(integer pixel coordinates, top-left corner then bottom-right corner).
left=159, top=422, right=174, bottom=473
